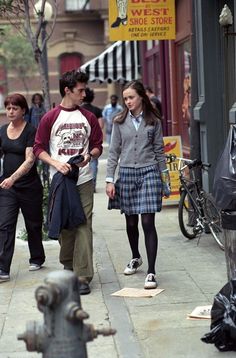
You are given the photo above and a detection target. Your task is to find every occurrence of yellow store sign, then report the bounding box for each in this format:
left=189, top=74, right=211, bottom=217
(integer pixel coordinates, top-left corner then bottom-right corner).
left=163, top=135, right=182, bottom=204
left=109, top=0, right=176, bottom=41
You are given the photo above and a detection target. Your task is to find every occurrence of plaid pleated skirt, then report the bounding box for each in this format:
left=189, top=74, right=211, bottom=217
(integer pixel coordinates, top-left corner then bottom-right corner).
left=108, top=165, right=163, bottom=215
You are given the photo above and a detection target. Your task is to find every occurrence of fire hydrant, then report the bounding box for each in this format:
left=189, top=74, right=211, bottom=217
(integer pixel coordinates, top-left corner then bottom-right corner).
left=18, top=270, right=116, bottom=357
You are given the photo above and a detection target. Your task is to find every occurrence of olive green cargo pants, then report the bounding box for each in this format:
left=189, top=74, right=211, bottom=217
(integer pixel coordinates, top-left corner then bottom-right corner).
left=59, top=179, right=94, bottom=282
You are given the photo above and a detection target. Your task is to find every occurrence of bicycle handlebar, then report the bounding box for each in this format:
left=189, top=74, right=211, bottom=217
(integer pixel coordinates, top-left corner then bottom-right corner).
left=166, top=153, right=211, bottom=170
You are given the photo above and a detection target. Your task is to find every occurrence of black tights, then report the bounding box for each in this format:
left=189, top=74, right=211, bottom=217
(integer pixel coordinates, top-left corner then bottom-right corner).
left=125, top=213, right=158, bottom=274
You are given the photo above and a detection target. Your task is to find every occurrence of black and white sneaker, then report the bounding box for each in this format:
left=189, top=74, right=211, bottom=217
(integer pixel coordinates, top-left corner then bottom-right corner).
left=124, top=257, right=143, bottom=275
left=0, top=269, right=10, bottom=282
left=29, top=263, right=42, bottom=271
left=144, top=273, right=157, bottom=289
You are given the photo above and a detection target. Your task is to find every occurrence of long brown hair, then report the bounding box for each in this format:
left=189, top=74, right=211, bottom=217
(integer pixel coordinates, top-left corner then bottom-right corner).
left=114, top=80, right=161, bottom=125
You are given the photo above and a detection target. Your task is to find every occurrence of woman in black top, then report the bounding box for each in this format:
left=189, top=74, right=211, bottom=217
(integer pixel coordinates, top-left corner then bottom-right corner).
left=0, top=93, right=45, bottom=282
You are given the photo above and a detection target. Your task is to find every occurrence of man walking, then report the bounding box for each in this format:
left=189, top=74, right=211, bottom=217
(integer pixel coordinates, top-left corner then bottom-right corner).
left=102, top=94, right=122, bottom=145
left=81, top=87, right=104, bottom=192
left=33, top=70, right=103, bottom=295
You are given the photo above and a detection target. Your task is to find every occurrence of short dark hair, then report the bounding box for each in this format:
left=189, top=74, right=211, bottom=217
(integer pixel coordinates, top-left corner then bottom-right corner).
left=59, top=70, right=89, bottom=97
left=145, top=86, right=154, bottom=94
left=31, top=93, right=44, bottom=104
left=110, top=94, right=118, bottom=100
left=4, top=93, right=29, bottom=114
left=83, top=88, right=94, bottom=103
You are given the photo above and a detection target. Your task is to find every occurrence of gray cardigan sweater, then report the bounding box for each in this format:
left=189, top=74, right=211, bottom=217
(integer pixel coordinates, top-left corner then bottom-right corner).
left=106, top=115, right=167, bottom=180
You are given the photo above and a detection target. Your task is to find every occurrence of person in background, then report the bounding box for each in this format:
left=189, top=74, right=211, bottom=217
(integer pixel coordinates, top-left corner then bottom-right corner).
left=26, top=93, right=48, bottom=185
left=106, top=80, right=170, bottom=289
left=33, top=70, right=103, bottom=295
left=102, top=94, right=122, bottom=145
left=81, top=87, right=104, bottom=192
left=0, top=93, right=45, bottom=282
left=145, top=86, right=162, bottom=119
left=26, top=93, right=46, bottom=129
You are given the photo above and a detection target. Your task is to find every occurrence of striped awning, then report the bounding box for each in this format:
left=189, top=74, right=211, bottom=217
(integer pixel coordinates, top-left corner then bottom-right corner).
left=80, top=41, right=140, bottom=83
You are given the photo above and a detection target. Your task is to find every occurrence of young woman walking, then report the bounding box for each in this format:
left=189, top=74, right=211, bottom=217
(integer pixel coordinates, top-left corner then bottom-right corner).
left=106, top=80, right=170, bottom=289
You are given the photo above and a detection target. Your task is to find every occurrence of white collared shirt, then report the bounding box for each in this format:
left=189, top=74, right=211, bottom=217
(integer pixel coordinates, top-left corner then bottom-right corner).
left=129, top=111, right=143, bottom=131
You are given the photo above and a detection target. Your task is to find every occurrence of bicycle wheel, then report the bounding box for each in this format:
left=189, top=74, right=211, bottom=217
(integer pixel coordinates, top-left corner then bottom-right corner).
left=178, top=189, right=198, bottom=239
left=202, top=192, right=225, bottom=251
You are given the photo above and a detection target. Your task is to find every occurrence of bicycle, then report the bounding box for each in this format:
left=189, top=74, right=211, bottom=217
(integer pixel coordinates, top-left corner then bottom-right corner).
left=166, top=154, right=224, bottom=250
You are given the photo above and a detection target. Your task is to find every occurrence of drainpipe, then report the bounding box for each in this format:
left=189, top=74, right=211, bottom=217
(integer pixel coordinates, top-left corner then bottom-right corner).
left=190, top=0, right=201, bottom=177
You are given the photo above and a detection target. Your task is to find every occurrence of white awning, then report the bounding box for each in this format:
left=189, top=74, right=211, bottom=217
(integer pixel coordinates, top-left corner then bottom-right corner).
left=80, top=41, right=140, bottom=83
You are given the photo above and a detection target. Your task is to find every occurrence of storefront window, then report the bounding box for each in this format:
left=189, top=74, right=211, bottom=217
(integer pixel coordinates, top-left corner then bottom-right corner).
left=177, top=39, right=191, bottom=149
left=144, top=41, right=161, bottom=100
left=65, top=0, right=90, bottom=11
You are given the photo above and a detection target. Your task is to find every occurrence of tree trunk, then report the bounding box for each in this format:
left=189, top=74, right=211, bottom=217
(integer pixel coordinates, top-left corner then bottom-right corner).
left=37, top=55, right=51, bottom=111
left=21, top=76, right=29, bottom=95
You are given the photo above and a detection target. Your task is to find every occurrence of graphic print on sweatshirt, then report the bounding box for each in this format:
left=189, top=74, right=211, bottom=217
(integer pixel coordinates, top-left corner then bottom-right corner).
left=50, top=109, right=91, bottom=160
left=55, top=122, right=88, bottom=156
left=49, top=108, right=93, bottom=185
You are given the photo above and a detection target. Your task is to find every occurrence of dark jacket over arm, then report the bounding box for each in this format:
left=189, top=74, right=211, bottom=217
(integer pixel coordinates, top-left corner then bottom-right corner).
left=47, top=155, right=86, bottom=239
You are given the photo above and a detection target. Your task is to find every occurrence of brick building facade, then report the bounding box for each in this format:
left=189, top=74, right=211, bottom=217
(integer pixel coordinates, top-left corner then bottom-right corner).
left=0, top=1, right=109, bottom=123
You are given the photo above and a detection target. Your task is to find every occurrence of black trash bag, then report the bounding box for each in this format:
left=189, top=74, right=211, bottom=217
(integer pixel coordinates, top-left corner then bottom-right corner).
left=212, top=125, right=236, bottom=211
left=221, top=208, right=236, bottom=230
left=201, top=279, right=236, bottom=351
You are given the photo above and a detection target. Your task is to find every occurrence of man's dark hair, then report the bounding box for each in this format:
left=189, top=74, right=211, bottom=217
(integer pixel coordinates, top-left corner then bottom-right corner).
left=59, top=70, right=89, bottom=97
left=83, top=88, right=95, bottom=103
left=145, top=86, right=154, bottom=94
left=110, top=94, right=118, bottom=100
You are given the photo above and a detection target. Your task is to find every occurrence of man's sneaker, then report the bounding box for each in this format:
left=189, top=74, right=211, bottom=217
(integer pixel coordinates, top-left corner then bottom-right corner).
left=29, top=263, right=42, bottom=271
left=80, top=282, right=91, bottom=295
left=144, top=273, right=157, bottom=289
left=124, top=257, right=143, bottom=275
left=0, top=269, right=10, bottom=282
left=64, top=266, right=73, bottom=271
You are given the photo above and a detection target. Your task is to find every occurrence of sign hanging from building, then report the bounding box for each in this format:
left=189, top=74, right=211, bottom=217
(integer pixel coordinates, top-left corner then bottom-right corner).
left=163, top=135, right=182, bottom=205
left=109, top=0, right=176, bottom=41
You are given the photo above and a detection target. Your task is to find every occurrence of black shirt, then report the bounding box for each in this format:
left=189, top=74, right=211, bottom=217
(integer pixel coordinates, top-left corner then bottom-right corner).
left=81, top=103, right=102, bottom=119
left=150, top=96, right=162, bottom=117
left=0, top=122, right=38, bottom=187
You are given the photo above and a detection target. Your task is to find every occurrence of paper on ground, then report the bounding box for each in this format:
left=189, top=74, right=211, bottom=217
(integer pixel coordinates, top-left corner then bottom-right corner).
left=111, top=287, right=164, bottom=298
left=187, top=305, right=212, bottom=319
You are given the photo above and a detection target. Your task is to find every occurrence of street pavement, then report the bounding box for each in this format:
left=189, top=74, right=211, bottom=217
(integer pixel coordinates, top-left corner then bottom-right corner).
left=0, top=152, right=234, bottom=358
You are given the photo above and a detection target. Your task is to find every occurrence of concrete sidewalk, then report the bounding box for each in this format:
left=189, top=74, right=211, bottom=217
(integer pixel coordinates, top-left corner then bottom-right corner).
left=0, top=158, right=234, bottom=357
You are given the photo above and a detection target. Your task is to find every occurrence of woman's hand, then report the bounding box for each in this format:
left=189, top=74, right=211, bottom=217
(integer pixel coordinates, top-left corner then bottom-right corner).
left=162, top=182, right=171, bottom=198
left=161, top=169, right=171, bottom=198
left=0, top=177, right=14, bottom=190
left=106, top=182, right=115, bottom=199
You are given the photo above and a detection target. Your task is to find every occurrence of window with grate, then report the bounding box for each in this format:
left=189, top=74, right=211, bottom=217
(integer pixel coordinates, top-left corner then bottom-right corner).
left=65, top=0, right=90, bottom=11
